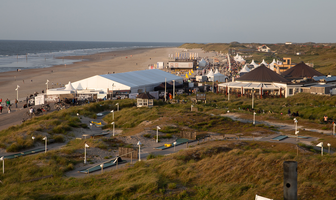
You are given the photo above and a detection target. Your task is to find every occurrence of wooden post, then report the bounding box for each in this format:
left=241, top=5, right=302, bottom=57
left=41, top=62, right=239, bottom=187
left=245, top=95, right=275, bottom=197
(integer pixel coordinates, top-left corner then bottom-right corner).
left=283, top=161, right=297, bottom=200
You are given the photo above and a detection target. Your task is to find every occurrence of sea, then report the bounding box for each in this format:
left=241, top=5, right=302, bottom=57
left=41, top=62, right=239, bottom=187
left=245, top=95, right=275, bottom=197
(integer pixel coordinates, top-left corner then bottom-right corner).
left=0, top=40, right=182, bottom=73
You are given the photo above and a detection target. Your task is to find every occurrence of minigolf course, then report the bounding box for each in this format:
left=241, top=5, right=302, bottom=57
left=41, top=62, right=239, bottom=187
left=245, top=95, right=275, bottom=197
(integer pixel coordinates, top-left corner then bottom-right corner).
left=79, top=157, right=126, bottom=174
left=154, top=138, right=194, bottom=150
left=1, top=148, right=45, bottom=159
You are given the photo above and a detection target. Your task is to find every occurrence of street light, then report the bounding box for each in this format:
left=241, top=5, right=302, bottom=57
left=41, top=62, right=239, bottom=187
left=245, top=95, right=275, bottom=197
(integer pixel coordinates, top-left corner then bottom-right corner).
left=295, top=131, right=299, bottom=142
left=116, top=103, right=119, bottom=111
left=137, top=141, right=142, bottom=161
left=100, top=163, right=104, bottom=173
left=32, top=136, right=35, bottom=143
left=111, top=110, right=114, bottom=121
left=111, top=122, right=115, bottom=136
left=156, top=126, right=161, bottom=143
left=173, top=141, right=177, bottom=151
left=328, top=143, right=331, bottom=154
left=15, top=85, right=20, bottom=101
left=0, top=156, right=4, bottom=174
left=316, top=142, right=323, bottom=156
left=252, top=88, right=254, bottom=109
left=42, top=137, right=47, bottom=153
left=294, top=118, right=298, bottom=138
left=90, top=123, right=93, bottom=131
left=46, top=80, right=49, bottom=94
left=84, top=143, right=89, bottom=164
left=253, top=112, right=256, bottom=125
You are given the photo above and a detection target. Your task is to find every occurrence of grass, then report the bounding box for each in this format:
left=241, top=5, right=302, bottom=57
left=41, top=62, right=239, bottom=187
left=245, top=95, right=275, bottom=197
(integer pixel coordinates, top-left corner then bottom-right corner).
left=1, top=93, right=336, bottom=198
left=0, top=141, right=335, bottom=199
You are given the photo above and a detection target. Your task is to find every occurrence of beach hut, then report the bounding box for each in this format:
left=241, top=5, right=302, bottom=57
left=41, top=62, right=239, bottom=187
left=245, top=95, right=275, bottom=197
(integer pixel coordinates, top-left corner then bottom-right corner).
left=136, top=93, right=155, bottom=108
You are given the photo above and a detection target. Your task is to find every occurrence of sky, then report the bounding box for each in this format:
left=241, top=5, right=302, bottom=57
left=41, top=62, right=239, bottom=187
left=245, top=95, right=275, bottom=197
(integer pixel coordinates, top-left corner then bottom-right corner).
left=1, top=0, right=335, bottom=43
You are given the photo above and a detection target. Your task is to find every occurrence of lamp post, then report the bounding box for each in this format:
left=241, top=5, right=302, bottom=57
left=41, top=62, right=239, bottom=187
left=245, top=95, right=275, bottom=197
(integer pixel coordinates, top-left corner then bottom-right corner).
left=173, top=80, right=175, bottom=99
left=295, top=131, right=299, bottom=142
left=32, top=136, right=35, bottom=143
left=42, top=137, right=47, bottom=153
left=253, top=112, right=256, bottom=125
left=316, top=142, right=323, bottom=156
left=46, top=80, right=49, bottom=94
left=77, top=113, right=79, bottom=119
left=137, top=141, right=142, bottom=161
left=100, top=163, right=104, bottom=173
left=0, top=156, right=4, bottom=174
left=116, top=103, right=119, bottom=111
left=111, top=122, right=115, bottom=136
left=328, top=143, right=331, bottom=154
left=84, top=143, right=89, bottom=164
left=156, top=126, right=161, bottom=143
left=111, top=110, right=114, bottom=121
left=252, top=88, right=254, bottom=109
left=15, top=85, right=20, bottom=101
left=294, top=118, right=298, bottom=139
left=173, top=141, right=177, bottom=151
left=90, top=123, right=93, bottom=131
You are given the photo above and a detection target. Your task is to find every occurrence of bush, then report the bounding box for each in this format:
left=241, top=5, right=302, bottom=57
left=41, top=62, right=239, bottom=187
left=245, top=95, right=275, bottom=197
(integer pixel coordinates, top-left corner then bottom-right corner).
left=53, top=135, right=65, bottom=143
left=167, top=183, right=177, bottom=189
left=147, top=153, right=156, bottom=160
left=143, top=134, right=151, bottom=138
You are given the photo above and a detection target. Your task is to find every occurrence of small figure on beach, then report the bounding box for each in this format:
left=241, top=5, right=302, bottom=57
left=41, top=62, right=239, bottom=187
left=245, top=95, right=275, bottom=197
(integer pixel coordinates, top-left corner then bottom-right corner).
left=7, top=106, right=11, bottom=114
left=15, top=99, right=18, bottom=108
left=0, top=104, right=2, bottom=113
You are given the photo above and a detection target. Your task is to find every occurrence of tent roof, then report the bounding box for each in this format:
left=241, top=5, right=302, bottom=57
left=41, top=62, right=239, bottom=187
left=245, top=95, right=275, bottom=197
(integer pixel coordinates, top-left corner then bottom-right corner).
left=206, top=69, right=214, bottom=77
left=236, top=64, right=288, bottom=83
left=218, top=82, right=281, bottom=90
left=261, top=59, right=268, bottom=66
left=137, top=93, right=155, bottom=99
left=239, top=65, right=250, bottom=73
left=64, top=81, right=75, bottom=91
left=99, top=69, right=183, bottom=88
left=281, top=62, right=324, bottom=79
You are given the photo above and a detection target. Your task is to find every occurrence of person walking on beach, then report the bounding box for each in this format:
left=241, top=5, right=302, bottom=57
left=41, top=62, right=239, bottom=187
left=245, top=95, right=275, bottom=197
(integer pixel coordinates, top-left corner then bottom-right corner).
left=15, top=99, right=18, bottom=108
left=0, top=104, right=2, bottom=114
left=0, top=98, right=2, bottom=104
left=5, top=99, right=9, bottom=107
left=7, top=105, right=11, bottom=114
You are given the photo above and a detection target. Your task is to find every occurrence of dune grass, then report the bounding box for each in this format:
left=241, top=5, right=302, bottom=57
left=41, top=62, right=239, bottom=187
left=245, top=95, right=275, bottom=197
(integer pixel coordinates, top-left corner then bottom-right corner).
left=0, top=141, right=335, bottom=199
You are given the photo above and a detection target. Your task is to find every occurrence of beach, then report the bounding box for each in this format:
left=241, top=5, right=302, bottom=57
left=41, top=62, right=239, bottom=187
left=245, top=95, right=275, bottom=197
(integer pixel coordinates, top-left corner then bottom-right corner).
left=0, top=47, right=213, bottom=130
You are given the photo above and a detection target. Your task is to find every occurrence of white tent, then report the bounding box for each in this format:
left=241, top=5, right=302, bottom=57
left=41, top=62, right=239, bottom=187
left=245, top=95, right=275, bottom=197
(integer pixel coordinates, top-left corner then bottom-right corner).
left=250, top=60, right=259, bottom=68
left=234, top=54, right=246, bottom=63
left=198, top=59, right=207, bottom=68
left=261, top=59, right=268, bottom=66
left=269, top=59, right=276, bottom=71
left=71, top=69, right=183, bottom=94
left=213, top=69, right=227, bottom=82
left=239, top=64, right=251, bottom=76
left=47, top=81, right=75, bottom=94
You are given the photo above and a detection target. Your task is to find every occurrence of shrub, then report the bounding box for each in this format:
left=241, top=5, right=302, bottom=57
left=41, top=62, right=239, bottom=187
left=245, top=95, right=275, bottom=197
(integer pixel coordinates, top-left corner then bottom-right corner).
left=53, top=135, right=65, bottom=143
left=147, top=153, right=156, bottom=160
left=143, top=134, right=151, bottom=138
left=167, top=183, right=177, bottom=189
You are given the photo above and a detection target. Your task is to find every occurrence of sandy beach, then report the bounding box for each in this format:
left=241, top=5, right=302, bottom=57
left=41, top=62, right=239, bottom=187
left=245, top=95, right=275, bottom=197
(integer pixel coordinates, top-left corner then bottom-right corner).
left=0, top=47, right=214, bottom=130
left=0, top=47, right=179, bottom=102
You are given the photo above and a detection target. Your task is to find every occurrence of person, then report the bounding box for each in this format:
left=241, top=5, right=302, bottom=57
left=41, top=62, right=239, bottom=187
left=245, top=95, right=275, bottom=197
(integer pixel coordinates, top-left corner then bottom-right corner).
left=6, top=99, right=10, bottom=107
left=296, top=111, right=299, bottom=117
left=0, top=104, right=2, bottom=113
left=15, top=99, right=18, bottom=108
left=0, top=98, right=2, bottom=104
left=324, top=115, right=328, bottom=123
left=29, top=107, right=34, bottom=117
left=288, top=109, right=291, bottom=115
left=7, top=105, right=10, bottom=114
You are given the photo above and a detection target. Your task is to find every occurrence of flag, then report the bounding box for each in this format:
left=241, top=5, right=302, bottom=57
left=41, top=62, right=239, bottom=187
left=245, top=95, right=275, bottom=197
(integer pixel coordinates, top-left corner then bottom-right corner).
left=191, top=69, right=194, bottom=73
left=185, top=74, right=189, bottom=78
left=316, top=142, right=323, bottom=147
left=189, top=71, right=191, bottom=75
left=85, top=143, right=89, bottom=148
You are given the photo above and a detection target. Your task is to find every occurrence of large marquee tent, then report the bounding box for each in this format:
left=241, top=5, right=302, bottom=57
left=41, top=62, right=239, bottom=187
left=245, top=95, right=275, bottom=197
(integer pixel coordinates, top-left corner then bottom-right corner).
left=70, top=69, right=184, bottom=94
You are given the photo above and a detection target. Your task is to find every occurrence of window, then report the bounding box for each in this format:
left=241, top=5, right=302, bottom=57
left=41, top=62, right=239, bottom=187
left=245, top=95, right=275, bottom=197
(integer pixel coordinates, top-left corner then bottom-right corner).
left=289, top=89, right=293, bottom=95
